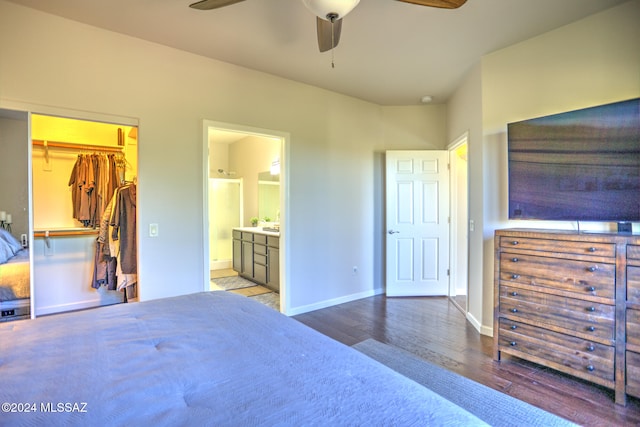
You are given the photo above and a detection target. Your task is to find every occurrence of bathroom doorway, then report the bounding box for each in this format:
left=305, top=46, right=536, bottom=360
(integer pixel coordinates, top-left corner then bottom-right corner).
left=201, top=121, right=289, bottom=313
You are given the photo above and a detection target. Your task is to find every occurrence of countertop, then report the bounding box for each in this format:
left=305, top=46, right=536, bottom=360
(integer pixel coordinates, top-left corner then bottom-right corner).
left=234, top=227, right=280, bottom=237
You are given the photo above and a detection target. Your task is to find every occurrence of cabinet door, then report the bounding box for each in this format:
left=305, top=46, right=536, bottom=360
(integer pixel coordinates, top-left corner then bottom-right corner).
left=242, top=241, right=253, bottom=277
left=232, top=238, right=242, bottom=272
left=267, top=246, right=280, bottom=292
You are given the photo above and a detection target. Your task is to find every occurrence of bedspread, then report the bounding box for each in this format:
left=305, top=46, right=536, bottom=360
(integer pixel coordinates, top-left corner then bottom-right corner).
left=0, top=249, right=29, bottom=301
left=0, top=291, right=487, bottom=426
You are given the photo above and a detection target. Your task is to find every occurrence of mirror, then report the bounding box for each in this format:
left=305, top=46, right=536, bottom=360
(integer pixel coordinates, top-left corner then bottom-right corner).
left=258, top=171, right=280, bottom=223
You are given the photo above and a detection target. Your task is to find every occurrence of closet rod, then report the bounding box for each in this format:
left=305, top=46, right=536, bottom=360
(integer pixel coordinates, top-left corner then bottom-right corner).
left=34, top=229, right=99, bottom=238
left=32, top=139, right=124, bottom=153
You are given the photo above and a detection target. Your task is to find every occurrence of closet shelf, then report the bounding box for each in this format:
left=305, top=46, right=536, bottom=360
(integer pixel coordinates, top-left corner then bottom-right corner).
left=32, top=139, right=124, bottom=153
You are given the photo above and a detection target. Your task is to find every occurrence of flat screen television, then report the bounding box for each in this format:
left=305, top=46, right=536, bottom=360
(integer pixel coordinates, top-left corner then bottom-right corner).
left=508, top=98, right=640, bottom=222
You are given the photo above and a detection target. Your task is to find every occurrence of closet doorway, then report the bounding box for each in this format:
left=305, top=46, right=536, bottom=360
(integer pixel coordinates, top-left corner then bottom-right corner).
left=31, top=114, right=138, bottom=316
left=202, top=121, right=289, bottom=313
left=448, top=133, right=469, bottom=314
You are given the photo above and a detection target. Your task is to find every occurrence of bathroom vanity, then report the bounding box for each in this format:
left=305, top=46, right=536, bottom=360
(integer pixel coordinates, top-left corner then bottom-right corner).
left=232, top=227, right=279, bottom=292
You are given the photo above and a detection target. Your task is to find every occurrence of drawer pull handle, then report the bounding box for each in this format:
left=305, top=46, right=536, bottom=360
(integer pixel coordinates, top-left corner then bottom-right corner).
left=587, top=326, right=596, bottom=332
left=586, top=306, right=596, bottom=312
left=586, top=344, right=595, bottom=352
left=586, top=286, right=596, bottom=292
left=509, top=341, right=517, bottom=346
left=510, top=308, right=518, bottom=313
left=511, top=257, right=519, bottom=262
left=511, top=274, right=520, bottom=279
left=587, top=266, right=598, bottom=272
left=588, top=247, right=597, bottom=252
left=510, top=325, right=517, bottom=330
left=586, top=365, right=595, bottom=372
left=511, top=241, right=519, bottom=245
left=510, top=291, right=518, bottom=296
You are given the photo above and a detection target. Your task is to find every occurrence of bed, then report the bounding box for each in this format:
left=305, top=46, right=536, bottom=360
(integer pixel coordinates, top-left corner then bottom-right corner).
left=0, top=291, right=488, bottom=426
left=0, top=229, right=30, bottom=322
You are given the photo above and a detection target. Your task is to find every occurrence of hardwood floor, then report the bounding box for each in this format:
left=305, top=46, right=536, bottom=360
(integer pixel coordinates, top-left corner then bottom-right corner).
left=293, top=295, right=640, bottom=427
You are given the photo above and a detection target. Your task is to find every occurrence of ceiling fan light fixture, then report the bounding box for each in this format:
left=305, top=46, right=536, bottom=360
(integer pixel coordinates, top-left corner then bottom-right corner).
left=302, top=0, right=360, bottom=21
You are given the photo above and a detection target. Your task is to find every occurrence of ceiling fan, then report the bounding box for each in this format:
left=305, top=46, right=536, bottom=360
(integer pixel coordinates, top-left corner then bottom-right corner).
left=189, top=0, right=467, bottom=52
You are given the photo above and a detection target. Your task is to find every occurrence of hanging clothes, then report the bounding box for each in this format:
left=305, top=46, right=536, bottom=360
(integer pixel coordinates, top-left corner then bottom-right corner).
left=111, top=183, right=137, bottom=275
left=91, top=193, right=117, bottom=290
left=68, top=153, right=125, bottom=229
left=91, top=182, right=137, bottom=300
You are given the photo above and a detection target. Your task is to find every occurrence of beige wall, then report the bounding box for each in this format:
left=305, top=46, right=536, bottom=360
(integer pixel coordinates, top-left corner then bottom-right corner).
left=0, top=1, right=445, bottom=313
left=448, top=0, right=640, bottom=334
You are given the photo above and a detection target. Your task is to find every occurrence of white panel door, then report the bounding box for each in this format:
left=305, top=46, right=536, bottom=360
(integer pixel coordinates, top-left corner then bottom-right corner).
left=385, top=150, right=450, bottom=296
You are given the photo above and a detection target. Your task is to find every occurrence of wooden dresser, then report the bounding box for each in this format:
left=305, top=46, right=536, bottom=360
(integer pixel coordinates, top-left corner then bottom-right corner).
left=494, top=228, right=640, bottom=405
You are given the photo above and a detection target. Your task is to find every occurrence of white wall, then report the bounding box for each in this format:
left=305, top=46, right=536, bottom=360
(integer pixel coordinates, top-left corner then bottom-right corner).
left=448, top=0, right=640, bottom=335
left=0, top=1, right=446, bottom=314
left=447, top=63, right=484, bottom=332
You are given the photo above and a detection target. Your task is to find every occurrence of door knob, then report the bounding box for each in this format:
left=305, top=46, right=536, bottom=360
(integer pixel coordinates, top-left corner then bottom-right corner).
left=388, top=230, right=400, bottom=234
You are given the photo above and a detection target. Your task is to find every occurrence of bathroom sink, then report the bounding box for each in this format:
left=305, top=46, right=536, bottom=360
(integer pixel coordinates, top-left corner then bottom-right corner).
left=262, top=226, right=280, bottom=232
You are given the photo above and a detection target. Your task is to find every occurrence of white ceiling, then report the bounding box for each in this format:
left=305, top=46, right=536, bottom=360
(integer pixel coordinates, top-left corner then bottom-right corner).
left=6, top=0, right=630, bottom=105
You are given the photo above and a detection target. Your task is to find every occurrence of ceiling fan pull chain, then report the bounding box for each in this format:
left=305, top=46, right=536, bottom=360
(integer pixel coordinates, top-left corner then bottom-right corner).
left=331, top=19, right=335, bottom=68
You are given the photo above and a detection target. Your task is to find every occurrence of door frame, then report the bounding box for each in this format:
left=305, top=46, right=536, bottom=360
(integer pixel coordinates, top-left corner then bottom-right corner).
left=447, top=132, right=469, bottom=313
left=200, top=120, right=290, bottom=313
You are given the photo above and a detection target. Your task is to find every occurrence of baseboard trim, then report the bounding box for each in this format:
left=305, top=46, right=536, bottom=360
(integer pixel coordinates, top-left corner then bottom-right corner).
left=287, top=288, right=383, bottom=316
left=35, top=298, right=121, bottom=317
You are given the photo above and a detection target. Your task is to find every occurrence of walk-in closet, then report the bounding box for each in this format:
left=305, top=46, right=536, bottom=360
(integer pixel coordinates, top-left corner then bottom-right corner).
left=31, top=114, right=138, bottom=316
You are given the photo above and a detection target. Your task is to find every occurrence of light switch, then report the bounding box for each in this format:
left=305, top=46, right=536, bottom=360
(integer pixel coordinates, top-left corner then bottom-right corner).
left=149, top=223, right=159, bottom=237
left=469, top=220, right=475, bottom=232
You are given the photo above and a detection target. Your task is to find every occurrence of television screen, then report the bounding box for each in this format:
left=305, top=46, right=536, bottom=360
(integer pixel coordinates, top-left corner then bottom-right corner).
left=508, top=98, right=640, bottom=222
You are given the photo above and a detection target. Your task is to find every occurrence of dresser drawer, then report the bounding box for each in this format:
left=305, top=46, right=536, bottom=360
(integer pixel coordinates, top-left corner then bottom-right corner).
left=627, top=308, right=640, bottom=352
left=626, top=351, right=640, bottom=398
left=499, top=318, right=614, bottom=384
left=628, top=245, right=640, bottom=263
left=499, top=252, right=615, bottom=300
left=499, top=237, right=615, bottom=258
left=629, top=266, right=640, bottom=304
left=499, top=285, right=615, bottom=342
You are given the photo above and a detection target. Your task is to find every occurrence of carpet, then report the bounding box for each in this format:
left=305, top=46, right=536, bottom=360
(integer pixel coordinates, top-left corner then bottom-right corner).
left=353, top=339, right=578, bottom=427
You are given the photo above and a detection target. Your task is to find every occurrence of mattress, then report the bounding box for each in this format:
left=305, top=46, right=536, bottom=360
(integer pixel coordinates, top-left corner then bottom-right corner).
left=0, top=291, right=487, bottom=426
left=0, top=249, right=30, bottom=321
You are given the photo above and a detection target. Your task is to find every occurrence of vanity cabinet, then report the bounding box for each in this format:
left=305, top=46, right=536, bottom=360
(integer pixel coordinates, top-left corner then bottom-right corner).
left=494, top=229, right=640, bottom=405
left=232, top=229, right=279, bottom=292
left=232, top=230, right=254, bottom=277
left=266, top=236, right=280, bottom=291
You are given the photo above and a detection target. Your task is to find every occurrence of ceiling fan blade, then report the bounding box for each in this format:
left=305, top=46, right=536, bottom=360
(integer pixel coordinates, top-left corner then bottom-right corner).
left=189, top=0, right=246, bottom=10
left=396, top=0, right=467, bottom=9
left=316, top=17, right=342, bottom=53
